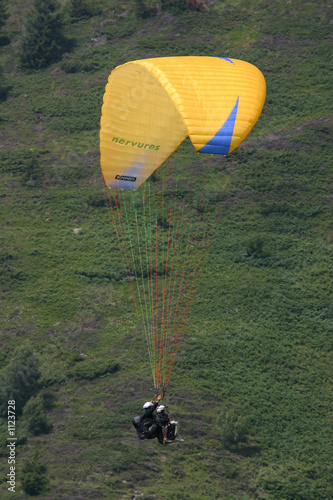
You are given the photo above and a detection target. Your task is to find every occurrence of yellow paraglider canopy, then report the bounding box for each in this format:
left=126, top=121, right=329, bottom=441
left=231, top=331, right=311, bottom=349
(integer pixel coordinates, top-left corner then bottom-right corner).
left=100, top=56, right=266, bottom=389
left=100, top=56, right=266, bottom=190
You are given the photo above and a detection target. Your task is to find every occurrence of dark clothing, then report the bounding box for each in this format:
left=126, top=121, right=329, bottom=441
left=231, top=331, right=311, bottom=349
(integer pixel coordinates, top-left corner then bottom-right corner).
left=133, top=404, right=177, bottom=444
left=156, top=426, right=164, bottom=444
left=156, top=411, right=170, bottom=429
left=132, top=403, right=158, bottom=439
left=155, top=410, right=170, bottom=444
left=138, top=402, right=158, bottom=428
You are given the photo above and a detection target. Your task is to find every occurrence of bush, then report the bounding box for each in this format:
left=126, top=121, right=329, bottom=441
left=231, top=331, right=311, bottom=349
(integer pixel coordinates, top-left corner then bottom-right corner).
left=0, top=148, right=40, bottom=174
left=0, top=32, right=9, bottom=46
left=23, top=395, right=52, bottom=436
left=68, top=359, right=120, bottom=380
left=69, top=0, right=99, bottom=21
left=39, top=390, right=57, bottom=411
left=0, top=0, right=9, bottom=31
left=39, top=371, right=66, bottom=388
left=186, top=0, right=207, bottom=10
left=161, top=0, right=187, bottom=14
left=0, top=147, right=46, bottom=186
left=21, top=455, right=48, bottom=496
left=103, top=18, right=138, bottom=40
left=136, top=35, right=170, bottom=51
left=134, top=0, right=160, bottom=18
left=60, top=53, right=99, bottom=73
left=161, top=0, right=207, bottom=15
left=0, top=64, right=9, bottom=101
left=218, top=409, right=250, bottom=449
left=20, top=0, right=70, bottom=70
left=0, top=1, right=9, bottom=100
left=255, top=463, right=333, bottom=500
left=67, top=352, right=85, bottom=366
left=245, top=236, right=270, bottom=259
left=0, top=345, right=40, bottom=416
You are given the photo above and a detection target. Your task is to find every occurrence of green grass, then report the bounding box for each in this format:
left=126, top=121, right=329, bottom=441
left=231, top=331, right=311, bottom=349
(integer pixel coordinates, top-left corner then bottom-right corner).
left=0, top=0, right=332, bottom=498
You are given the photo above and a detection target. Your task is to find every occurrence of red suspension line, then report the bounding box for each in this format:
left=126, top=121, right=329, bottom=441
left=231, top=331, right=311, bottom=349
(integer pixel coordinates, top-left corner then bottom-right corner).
left=164, top=155, right=239, bottom=385
left=158, top=207, right=173, bottom=385
left=167, top=182, right=207, bottom=351
left=102, top=181, right=138, bottom=314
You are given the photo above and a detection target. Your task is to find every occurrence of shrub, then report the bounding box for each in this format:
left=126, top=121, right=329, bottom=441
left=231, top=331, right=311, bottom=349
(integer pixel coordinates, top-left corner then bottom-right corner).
left=0, top=0, right=9, bottom=99
left=68, top=359, right=120, bottom=380
left=136, top=35, right=170, bottom=51
left=0, top=148, right=40, bottom=174
left=218, top=409, right=250, bottom=449
left=0, top=147, right=46, bottom=186
left=0, top=0, right=9, bottom=31
left=67, top=352, right=85, bottom=366
left=245, top=236, right=270, bottom=259
left=161, top=0, right=207, bottom=15
left=134, top=0, right=160, bottom=18
left=69, top=0, right=99, bottom=21
left=39, top=370, right=66, bottom=388
left=103, top=18, right=138, bottom=40
left=23, top=395, right=52, bottom=436
left=161, top=0, right=187, bottom=15
left=60, top=53, right=99, bottom=73
left=20, top=0, right=70, bottom=70
left=157, top=213, right=170, bottom=229
left=0, top=345, right=40, bottom=416
left=0, top=64, right=9, bottom=101
left=255, top=463, right=332, bottom=500
left=21, top=455, right=48, bottom=496
left=22, top=155, right=45, bottom=187
left=0, top=32, right=9, bottom=46
left=39, top=390, right=57, bottom=410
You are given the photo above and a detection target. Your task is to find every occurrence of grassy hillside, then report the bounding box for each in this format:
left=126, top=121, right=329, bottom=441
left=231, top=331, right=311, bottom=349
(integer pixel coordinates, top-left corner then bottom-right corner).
left=0, top=0, right=332, bottom=498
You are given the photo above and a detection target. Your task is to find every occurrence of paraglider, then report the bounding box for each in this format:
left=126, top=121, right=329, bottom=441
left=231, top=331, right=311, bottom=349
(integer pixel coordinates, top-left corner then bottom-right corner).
left=132, top=396, right=178, bottom=445
left=100, top=56, right=266, bottom=420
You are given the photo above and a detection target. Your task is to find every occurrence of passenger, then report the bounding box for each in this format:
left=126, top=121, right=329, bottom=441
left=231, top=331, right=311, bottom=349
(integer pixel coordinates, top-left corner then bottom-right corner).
left=155, top=405, right=177, bottom=445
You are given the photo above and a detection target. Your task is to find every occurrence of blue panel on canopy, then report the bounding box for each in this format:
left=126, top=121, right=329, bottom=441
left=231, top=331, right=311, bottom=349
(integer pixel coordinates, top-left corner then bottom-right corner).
left=198, top=97, right=239, bottom=155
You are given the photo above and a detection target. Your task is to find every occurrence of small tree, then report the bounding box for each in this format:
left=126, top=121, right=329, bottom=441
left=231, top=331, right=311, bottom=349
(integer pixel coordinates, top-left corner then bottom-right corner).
left=21, top=454, right=48, bottom=496
left=20, top=0, right=69, bottom=70
left=0, top=344, right=40, bottom=416
left=23, top=395, right=52, bottom=436
left=0, top=0, right=9, bottom=31
left=0, top=0, right=9, bottom=99
left=0, top=62, right=8, bottom=101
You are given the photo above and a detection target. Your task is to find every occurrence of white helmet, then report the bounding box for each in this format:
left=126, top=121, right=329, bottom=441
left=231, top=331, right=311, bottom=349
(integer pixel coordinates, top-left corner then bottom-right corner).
left=143, top=401, right=154, bottom=409
left=156, top=405, right=165, bottom=413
